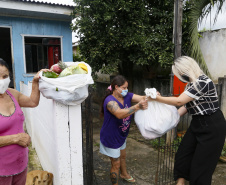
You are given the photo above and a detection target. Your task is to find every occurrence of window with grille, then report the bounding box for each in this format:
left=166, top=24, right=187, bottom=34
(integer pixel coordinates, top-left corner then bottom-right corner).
left=25, top=37, right=61, bottom=73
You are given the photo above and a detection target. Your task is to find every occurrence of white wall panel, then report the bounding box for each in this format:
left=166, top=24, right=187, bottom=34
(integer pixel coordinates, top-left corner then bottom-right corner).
left=20, top=81, right=84, bottom=185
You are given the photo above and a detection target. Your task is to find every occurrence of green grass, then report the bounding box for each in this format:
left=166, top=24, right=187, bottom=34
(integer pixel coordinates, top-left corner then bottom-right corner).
left=94, top=142, right=100, bottom=147
left=149, top=136, right=183, bottom=153
left=221, top=142, right=226, bottom=157
left=28, top=142, right=43, bottom=172
left=149, top=138, right=165, bottom=149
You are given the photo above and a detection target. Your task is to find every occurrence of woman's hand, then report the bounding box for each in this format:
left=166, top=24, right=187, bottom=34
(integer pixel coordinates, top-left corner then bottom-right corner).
left=137, top=97, right=148, bottom=110
left=16, top=133, right=31, bottom=148
left=0, top=133, right=31, bottom=148
left=18, top=69, right=51, bottom=108
left=33, top=69, right=50, bottom=83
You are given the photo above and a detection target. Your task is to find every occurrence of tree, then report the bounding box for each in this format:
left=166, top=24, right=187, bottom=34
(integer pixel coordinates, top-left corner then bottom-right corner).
left=72, top=0, right=175, bottom=83
left=187, top=0, right=226, bottom=76
left=73, top=46, right=87, bottom=62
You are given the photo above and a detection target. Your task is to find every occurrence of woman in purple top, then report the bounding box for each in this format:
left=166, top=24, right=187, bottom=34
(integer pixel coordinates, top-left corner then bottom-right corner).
left=0, top=58, right=48, bottom=185
left=100, top=75, right=148, bottom=185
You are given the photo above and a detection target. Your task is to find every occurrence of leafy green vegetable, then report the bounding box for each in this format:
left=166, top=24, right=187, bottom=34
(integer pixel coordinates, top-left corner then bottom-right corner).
left=72, top=65, right=87, bottom=74
left=43, top=71, right=59, bottom=78
left=59, top=65, right=87, bottom=77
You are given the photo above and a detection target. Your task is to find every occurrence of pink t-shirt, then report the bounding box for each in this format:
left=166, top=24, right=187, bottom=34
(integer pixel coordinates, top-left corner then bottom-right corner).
left=0, top=90, right=28, bottom=176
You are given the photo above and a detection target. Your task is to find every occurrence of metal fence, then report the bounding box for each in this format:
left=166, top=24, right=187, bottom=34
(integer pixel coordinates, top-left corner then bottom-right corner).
left=82, top=87, right=94, bottom=185
left=154, top=115, right=191, bottom=184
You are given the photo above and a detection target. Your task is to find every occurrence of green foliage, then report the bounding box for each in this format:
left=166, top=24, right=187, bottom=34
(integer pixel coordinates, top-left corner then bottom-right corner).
left=221, top=142, right=226, bottom=156
left=181, top=0, right=194, bottom=55
left=73, top=46, right=87, bottom=62
left=150, top=138, right=166, bottom=149
left=150, top=136, right=183, bottom=153
left=94, top=142, right=100, bottom=147
left=199, top=27, right=210, bottom=33
left=72, top=0, right=175, bottom=76
left=73, top=53, right=83, bottom=62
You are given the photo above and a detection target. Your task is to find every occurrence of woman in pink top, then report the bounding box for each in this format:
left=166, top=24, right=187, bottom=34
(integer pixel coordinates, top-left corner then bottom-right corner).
left=0, top=58, right=48, bottom=185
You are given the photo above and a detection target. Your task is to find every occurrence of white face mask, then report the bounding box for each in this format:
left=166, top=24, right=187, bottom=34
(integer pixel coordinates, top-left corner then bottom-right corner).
left=0, top=77, right=10, bottom=94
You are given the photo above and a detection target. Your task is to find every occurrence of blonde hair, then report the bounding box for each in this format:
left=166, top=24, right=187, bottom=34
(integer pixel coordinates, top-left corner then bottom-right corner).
left=172, top=56, right=204, bottom=91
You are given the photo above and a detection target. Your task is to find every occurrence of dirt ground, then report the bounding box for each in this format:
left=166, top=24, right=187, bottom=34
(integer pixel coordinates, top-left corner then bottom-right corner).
left=92, top=117, right=226, bottom=185
left=27, top=117, right=226, bottom=185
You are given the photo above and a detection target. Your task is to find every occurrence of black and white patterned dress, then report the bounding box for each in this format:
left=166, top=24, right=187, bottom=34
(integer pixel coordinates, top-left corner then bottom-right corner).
left=184, top=74, right=219, bottom=115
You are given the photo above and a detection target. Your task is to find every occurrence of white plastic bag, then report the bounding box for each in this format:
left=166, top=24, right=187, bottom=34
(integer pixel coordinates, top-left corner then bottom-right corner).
left=39, top=62, right=94, bottom=105
left=134, top=88, right=180, bottom=139
left=135, top=108, right=162, bottom=139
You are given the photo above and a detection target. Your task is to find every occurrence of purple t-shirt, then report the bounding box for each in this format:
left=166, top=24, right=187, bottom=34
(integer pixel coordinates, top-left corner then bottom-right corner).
left=100, top=92, right=134, bottom=149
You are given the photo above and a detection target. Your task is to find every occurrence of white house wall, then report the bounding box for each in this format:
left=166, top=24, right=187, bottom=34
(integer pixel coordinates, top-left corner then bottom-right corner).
left=199, top=29, right=226, bottom=83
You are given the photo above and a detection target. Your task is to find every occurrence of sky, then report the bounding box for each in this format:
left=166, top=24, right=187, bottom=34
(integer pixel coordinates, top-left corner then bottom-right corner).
left=35, top=0, right=77, bottom=42
left=199, top=2, right=226, bottom=31
left=35, top=0, right=75, bottom=6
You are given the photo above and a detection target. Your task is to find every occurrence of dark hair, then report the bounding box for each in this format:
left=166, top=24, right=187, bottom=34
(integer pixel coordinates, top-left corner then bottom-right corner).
left=100, top=75, right=127, bottom=117
left=0, top=58, right=10, bottom=71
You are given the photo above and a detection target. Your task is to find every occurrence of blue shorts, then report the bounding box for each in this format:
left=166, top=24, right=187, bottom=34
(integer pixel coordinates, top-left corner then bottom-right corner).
left=100, top=140, right=126, bottom=158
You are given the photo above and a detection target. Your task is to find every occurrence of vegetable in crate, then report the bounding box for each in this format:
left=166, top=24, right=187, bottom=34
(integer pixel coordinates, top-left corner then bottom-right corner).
left=50, top=61, right=67, bottom=74
left=59, top=64, right=88, bottom=77
left=42, top=71, right=59, bottom=78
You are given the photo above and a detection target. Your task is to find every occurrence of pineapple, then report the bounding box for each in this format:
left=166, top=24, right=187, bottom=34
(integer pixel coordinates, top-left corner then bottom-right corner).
left=58, top=61, right=68, bottom=71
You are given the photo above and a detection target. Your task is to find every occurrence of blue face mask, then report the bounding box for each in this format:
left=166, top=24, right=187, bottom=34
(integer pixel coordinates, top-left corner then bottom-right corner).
left=120, top=88, right=128, bottom=97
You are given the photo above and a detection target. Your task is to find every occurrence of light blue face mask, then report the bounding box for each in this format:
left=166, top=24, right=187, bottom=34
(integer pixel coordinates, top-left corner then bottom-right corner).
left=120, top=88, right=128, bottom=97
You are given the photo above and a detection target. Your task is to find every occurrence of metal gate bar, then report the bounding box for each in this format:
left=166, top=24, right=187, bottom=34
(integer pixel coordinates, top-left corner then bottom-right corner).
left=83, top=87, right=94, bottom=185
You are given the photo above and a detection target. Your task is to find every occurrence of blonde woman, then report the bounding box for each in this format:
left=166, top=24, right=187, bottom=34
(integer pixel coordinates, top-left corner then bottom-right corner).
left=153, top=56, right=226, bottom=185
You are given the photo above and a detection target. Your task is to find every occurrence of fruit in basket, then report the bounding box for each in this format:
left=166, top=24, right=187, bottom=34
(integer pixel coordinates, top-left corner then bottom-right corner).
left=50, top=61, right=68, bottom=74
left=43, top=71, right=59, bottom=78
left=59, top=64, right=87, bottom=77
